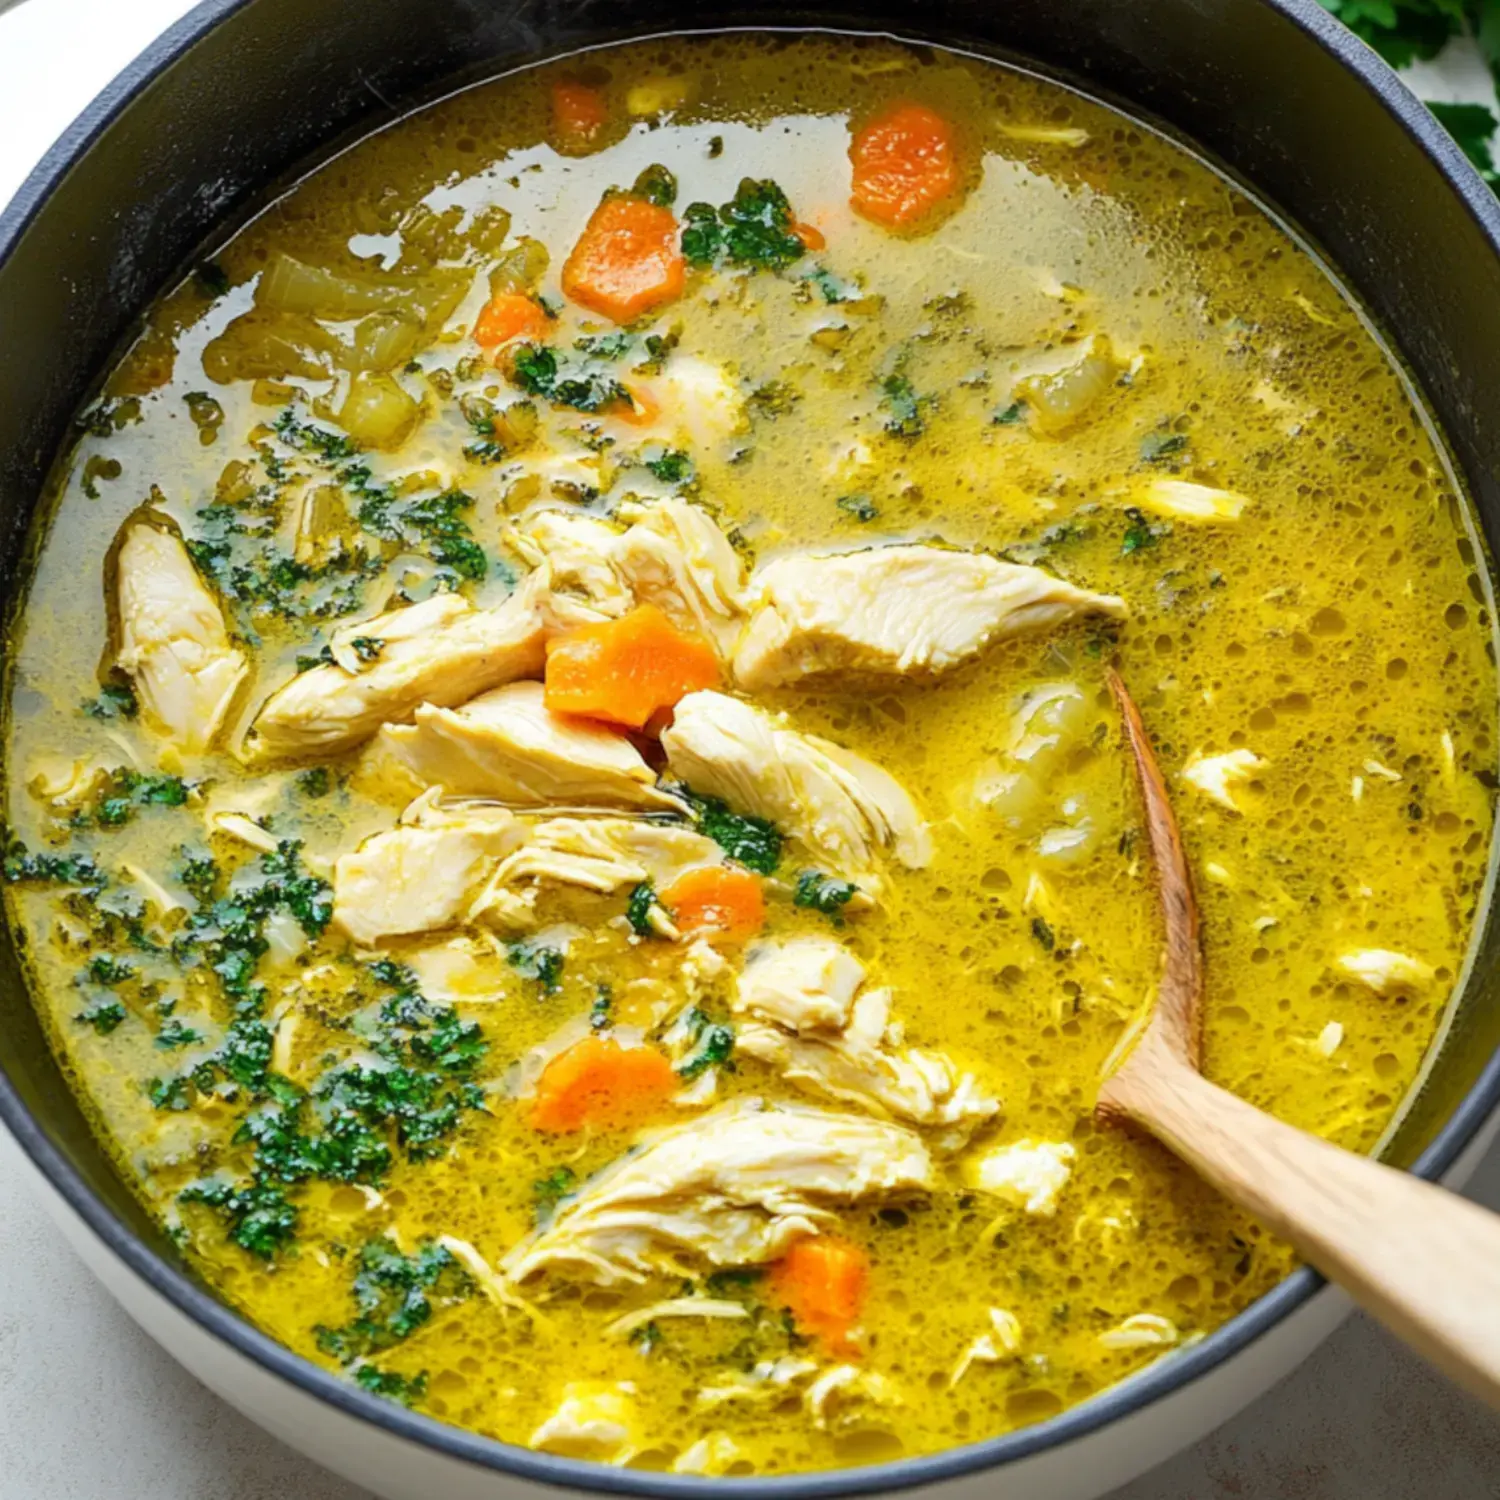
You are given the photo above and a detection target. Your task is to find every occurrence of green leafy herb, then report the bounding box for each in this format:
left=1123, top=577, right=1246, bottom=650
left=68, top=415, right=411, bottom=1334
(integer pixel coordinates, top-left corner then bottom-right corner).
left=1121, top=506, right=1166, bottom=556
left=511, top=344, right=630, bottom=415
left=836, top=493, right=879, bottom=522
left=315, top=1239, right=472, bottom=1363
left=349, top=636, right=385, bottom=663
left=880, top=374, right=931, bottom=438
left=590, top=986, right=613, bottom=1031
left=645, top=447, right=693, bottom=484
left=626, top=880, right=666, bottom=936
left=155, top=1018, right=205, bottom=1050
left=794, top=870, right=859, bottom=916
left=575, top=331, right=635, bottom=360
left=354, top=1366, right=429, bottom=1406
left=179, top=1177, right=297, bottom=1258
left=678, top=1009, right=736, bottom=1079
left=76, top=1001, right=126, bottom=1035
left=508, top=941, right=565, bottom=994
left=681, top=179, right=807, bottom=272
left=1031, top=916, right=1056, bottom=952
left=533, top=1165, right=578, bottom=1217
left=992, top=401, right=1025, bottom=426
left=1139, top=430, right=1189, bottom=465
left=296, top=767, right=333, bottom=798
left=687, top=794, right=783, bottom=874
left=83, top=682, right=138, bottom=721
left=2, top=842, right=107, bottom=892
left=805, top=265, right=857, bottom=303
left=274, top=408, right=358, bottom=463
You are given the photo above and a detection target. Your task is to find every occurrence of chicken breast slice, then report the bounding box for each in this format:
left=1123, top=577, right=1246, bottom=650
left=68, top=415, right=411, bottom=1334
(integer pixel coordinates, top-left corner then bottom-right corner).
left=733, top=545, right=1126, bottom=690
left=246, top=580, right=548, bottom=761
left=114, top=521, right=249, bottom=756
left=470, top=816, right=721, bottom=930
left=364, top=681, right=683, bottom=812
left=530, top=1382, right=641, bottom=1465
left=661, top=690, right=931, bottom=878
left=333, top=801, right=525, bottom=946
left=507, top=499, right=748, bottom=654
left=734, top=939, right=998, bottom=1129
left=502, top=1098, right=933, bottom=1286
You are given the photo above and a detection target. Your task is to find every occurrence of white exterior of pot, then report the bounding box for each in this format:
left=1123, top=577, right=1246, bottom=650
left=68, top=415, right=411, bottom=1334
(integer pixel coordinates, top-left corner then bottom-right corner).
left=12, top=1102, right=1498, bottom=1500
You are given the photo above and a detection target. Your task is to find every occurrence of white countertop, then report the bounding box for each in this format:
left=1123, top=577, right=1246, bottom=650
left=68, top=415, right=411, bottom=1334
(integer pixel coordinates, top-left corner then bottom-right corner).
left=3, top=4, right=1500, bottom=1495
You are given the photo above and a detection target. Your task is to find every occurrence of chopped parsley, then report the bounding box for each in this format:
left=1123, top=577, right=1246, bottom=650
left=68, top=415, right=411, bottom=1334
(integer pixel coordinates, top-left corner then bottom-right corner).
left=686, top=794, right=783, bottom=875
left=1139, top=430, right=1189, bottom=465
left=836, top=492, right=879, bottom=523
left=357, top=486, right=487, bottom=582
left=794, top=870, right=859, bottom=917
left=678, top=1009, right=735, bottom=1079
left=681, top=179, right=807, bottom=272
left=508, top=941, right=565, bottom=994
left=315, top=1239, right=472, bottom=1364
left=511, top=344, right=630, bottom=415
left=2, top=843, right=107, bottom=892
left=82, top=681, right=138, bottom=721
left=76, top=1001, right=126, bottom=1035
left=881, top=374, right=931, bottom=438
left=1031, top=916, right=1056, bottom=952
left=993, top=401, right=1025, bottom=426
left=354, top=1366, right=429, bottom=1406
left=178, top=1178, right=298, bottom=1259
left=533, top=1165, right=578, bottom=1219
left=626, top=880, right=666, bottom=936
left=1121, top=506, right=1167, bottom=556
left=645, top=447, right=693, bottom=484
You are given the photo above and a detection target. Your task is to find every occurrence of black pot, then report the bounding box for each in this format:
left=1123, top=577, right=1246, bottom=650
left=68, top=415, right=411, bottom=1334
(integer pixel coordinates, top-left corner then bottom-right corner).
left=2, top=4, right=1499, bottom=1497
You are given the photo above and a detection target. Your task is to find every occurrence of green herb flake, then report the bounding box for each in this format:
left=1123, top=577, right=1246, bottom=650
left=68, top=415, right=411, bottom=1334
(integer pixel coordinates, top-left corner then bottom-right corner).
left=688, top=794, right=783, bottom=875
left=1031, top=916, right=1056, bottom=952
left=794, top=870, right=860, bottom=916
left=836, top=493, right=879, bottom=523
left=508, top=941, right=565, bottom=994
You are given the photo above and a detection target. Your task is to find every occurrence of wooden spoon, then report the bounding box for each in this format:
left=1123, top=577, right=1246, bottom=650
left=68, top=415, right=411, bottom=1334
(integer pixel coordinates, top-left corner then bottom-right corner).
left=1099, top=666, right=1500, bottom=1409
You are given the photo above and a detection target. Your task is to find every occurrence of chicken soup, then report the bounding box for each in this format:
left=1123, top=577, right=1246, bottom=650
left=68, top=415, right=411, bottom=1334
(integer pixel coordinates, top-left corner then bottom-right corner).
left=4, top=29, right=1494, bottom=1475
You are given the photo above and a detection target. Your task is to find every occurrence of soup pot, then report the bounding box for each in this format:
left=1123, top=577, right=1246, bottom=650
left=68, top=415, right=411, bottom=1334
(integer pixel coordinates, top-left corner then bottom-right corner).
left=3, top=2, right=1500, bottom=1496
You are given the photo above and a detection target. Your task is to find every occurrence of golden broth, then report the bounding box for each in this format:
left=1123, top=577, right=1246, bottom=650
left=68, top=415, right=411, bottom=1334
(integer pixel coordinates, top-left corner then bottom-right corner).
left=4, top=30, right=1495, bottom=1475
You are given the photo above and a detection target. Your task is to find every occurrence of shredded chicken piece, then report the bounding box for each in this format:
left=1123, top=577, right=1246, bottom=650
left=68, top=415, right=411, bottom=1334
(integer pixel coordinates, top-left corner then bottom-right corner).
left=734, top=939, right=997, bottom=1129
left=672, top=1433, right=748, bottom=1476
left=115, top=521, right=248, bottom=756
left=1181, top=749, right=1268, bottom=812
left=332, top=802, right=524, bottom=945
left=1136, top=478, right=1249, bottom=523
left=366, top=681, right=683, bottom=812
left=603, top=1298, right=749, bottom=1338
left=502, top=1098, right=933, bottom=1287
left=1096, top=1313, right=1180, bottom=1350
left=508, top=498, right=747, bottom=652
left=662, top=691, right=930, bottom=879
left=803, top=1365, right=902, bottom=1430
left=696, top=1357, right=821, bottom=1409
left=733, top=545, right=1125, bottom=690
left=967, top=1139, right=1076, bottom=1215
left=471, top=816, right=719, bottom=926
left=1337, top=948, right=1434, bottom=996
left=530, top=1382, right=640, bottom=1464
left=949, top=1308, right=1023, bottom=1388
left=247, top=580, right=547, bottom=759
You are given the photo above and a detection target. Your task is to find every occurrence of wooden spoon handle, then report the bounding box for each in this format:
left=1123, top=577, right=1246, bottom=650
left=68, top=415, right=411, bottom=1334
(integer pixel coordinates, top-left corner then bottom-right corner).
left=1117, top=1054, right=1500, bottom=1409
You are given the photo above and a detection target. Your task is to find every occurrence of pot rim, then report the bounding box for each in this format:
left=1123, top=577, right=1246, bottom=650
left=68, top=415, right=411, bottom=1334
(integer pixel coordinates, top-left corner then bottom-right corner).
left=3, top=2, right=1500, bottom=1494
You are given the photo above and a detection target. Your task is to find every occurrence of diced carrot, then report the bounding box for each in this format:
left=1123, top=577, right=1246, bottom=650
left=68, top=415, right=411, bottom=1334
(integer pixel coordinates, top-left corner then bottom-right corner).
left=792, top=221, right=827, bottom=251
left=528, top=1037, right=678, bottom=1133
left=662, top=866, right=766, bottom=943
left=772, top=1237, right=870, bottom=1352
left=545, top=603, right=719, bottom=730
left=849, top=102, right=958, bottom=228
left=552, top=81, right=608, bottom=152
left=473, top=292, right=549, bottom=351
left=561, top=195, right=685, bottom=324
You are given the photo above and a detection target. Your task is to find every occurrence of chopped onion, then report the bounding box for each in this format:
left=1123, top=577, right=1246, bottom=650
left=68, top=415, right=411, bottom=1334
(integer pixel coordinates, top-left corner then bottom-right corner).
left=336, top=371, right=421, bottom=449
